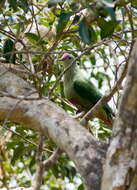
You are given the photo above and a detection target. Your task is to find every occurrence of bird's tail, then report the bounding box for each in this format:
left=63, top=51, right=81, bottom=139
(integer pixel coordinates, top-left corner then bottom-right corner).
left=96, top=110, right=114, bottom=128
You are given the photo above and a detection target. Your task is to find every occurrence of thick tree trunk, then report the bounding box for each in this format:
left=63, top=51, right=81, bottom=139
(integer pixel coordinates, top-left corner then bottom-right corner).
left=102, top=40, right=137, bottom=190
left=0, top=65, right=107, bottom=190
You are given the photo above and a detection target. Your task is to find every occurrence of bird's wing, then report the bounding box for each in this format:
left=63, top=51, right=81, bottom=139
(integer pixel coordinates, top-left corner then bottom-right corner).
left=73, top=79, right=113, bottom=117
left=73, top=79, right=102, bottom=104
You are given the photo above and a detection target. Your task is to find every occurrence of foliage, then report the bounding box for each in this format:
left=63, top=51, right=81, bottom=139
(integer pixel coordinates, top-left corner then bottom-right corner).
left=0, top=0, right=136, bottom=189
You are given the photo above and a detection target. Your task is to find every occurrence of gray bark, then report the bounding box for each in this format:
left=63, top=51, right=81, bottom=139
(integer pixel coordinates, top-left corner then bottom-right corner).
left=102, top=41, right=137, bottom=190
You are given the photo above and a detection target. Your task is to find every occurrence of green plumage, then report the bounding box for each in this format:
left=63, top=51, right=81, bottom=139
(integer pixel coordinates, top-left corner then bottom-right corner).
left=61, top=53, right=114, bottom=126
left=73, top=79, right=112, bottom=117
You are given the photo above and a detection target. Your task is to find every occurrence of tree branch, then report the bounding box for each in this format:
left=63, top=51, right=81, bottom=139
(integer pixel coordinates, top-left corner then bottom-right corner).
left=44, top=147, right=62, bottom=170
left=32, top=135, right=44, bottom=190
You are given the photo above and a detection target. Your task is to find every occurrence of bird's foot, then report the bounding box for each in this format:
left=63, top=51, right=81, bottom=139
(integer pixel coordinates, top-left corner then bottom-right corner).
left=72, top=110, right=86, bottom=119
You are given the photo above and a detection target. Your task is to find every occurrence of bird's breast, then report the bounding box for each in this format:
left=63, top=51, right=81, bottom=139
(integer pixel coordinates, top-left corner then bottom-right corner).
left=64, top=83, right=75, bottom=99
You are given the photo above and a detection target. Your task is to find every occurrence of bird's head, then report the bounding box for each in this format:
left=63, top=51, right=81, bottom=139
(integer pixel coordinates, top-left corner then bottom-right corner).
left=60, top=53, right=74, bottom=67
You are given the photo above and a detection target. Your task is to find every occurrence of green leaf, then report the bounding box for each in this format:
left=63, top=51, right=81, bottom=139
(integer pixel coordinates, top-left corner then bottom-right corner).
left=97, top=0, right=114, bottom=7
left=24, top=32, right=46, bottom=46
left=78, top=183, right=84, bottom=190
left=47, top=0, right=64, bottom=7
left=79, top=19, right=90, bottom=44
left=70, top=2, right=79, bottom=11
left=104, top=7, right=116, bottom=21
left=90, top=55, right=96, bottom=65
left=8, top=0, right=17, bottom=11
left=98, top=18, right=119, bottom=39
left=11, top=143, right=24, bottom=165
left=56, top=12, right=73, bottom=34
left=89, top=27, right=97, bottom=43
left=29, top=156, right=36, bottom=169
left=19, top=0, right=29, bottom=13
left=131, top=1, right=137, bottom=9
left=79, top=18, right=97, bottom=45
left=25, top=33, right=40, bottom=43
left=3, top=38, right=16, bottom=63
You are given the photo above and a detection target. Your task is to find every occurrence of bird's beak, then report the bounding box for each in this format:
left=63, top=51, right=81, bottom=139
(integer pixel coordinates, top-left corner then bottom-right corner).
left=59, top=56, right=65, bottom=61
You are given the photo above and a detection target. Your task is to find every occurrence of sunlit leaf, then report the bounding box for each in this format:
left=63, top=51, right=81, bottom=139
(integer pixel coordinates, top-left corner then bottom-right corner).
left=25, top=32, right=46, bottom=45
left=25, top=33, right=40, bottom=42
left=90, top=55, right=96, bottom=65
left=131, top=1, right=137, bottom=9
left=78, top=183, right=84, bottom=190
left=96, top=0, right=114, bottom=7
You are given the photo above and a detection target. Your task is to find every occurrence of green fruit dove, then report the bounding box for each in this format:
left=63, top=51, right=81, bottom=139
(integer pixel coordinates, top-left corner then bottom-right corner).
left=60, top=53, right=114, bottom=127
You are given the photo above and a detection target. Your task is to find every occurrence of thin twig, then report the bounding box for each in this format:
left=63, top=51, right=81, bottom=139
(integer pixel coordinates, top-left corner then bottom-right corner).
left=72, top=111, right=86, bottom=119
left=0, top=90, right=40, bottom=101
left=1, top=125, right=52, bottom=153
left=44, top=147, right=62, bottom=170
left=32, top=134, right=44, bottom=190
